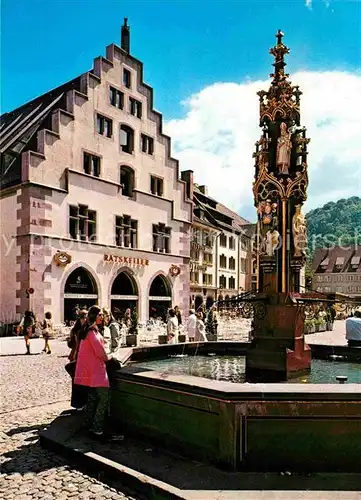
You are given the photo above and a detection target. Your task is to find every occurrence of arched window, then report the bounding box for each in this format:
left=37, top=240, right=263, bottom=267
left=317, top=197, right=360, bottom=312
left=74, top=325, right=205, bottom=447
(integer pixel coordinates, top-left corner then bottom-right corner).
left=110, top=271, right=138, bottom=321
left=111, top=271, right=138, bottom=296
left=229, top=276, right=236, bottom=290
left=120, top=165, right=135, bottom=197
left=149, top=275, right=172, bottom=321
left=219, top=275, right=227, bottom=289
left=63, top=267, right=98, bottom=324
left=120, top=124, right=134, bottom=154
left=219, top=254, right=227, bottom=268
left=229, top=236, right=235, bottom=250
left=229, top=256, right=236, bottom=270
left=149, top=275, right=171, bottom=297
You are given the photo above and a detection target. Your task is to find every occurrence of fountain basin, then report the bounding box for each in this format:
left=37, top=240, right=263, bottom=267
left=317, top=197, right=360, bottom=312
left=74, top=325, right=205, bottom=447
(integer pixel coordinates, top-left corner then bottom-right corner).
left=110, top=342, right=361, bottom=473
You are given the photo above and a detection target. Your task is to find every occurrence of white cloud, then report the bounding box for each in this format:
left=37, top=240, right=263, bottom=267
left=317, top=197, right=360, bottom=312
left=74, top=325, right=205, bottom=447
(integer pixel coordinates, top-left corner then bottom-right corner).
left=305, top=0, right=312, bottom=9
left=166, top=71, right=361, bottom=221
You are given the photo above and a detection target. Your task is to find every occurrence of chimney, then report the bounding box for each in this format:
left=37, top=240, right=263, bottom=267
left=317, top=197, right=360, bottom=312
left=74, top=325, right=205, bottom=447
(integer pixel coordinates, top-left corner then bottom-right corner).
left=121, top=17, right=130, bottom=54
left=198, top=185, right=208, bottom=196
left=181, top=170, right=194, bottom=200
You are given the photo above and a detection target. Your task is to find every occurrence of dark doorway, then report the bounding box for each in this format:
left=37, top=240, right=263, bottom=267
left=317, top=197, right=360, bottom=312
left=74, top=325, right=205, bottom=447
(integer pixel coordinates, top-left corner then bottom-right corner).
left=63, top=267, right=98, bottom=324
left=195, top=295, right=203, bottom=311
left=148, top=275, right=171, bottom=321
left=206, top=296, right=214, bottom=310
left=110, top=271, right=138, bottom=321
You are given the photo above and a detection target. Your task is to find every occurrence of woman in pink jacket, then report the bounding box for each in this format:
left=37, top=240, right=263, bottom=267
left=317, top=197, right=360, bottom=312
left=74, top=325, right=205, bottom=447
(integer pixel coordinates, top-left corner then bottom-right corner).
left=74, top=305, right=109, bottom=437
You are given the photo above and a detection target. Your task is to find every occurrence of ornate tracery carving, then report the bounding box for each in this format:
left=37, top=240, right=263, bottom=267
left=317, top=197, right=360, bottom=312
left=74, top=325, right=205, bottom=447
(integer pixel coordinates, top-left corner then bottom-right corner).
left=253, top=30, right=311, bottom=293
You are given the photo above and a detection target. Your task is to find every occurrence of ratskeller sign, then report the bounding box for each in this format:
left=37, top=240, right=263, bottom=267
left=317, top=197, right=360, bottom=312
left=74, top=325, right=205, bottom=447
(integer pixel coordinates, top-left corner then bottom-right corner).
left=103, top=254, right=149, bottom=266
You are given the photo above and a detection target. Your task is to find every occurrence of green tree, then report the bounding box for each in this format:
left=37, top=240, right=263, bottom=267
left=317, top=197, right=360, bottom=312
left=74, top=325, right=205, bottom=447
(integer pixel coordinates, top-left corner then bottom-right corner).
left=306, top=196, right=361, bottom=253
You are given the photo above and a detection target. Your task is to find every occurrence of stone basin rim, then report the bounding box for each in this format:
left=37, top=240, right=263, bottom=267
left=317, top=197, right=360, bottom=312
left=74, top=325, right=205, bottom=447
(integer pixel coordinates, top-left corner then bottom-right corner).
left=117, top=367, right=361, bottom=401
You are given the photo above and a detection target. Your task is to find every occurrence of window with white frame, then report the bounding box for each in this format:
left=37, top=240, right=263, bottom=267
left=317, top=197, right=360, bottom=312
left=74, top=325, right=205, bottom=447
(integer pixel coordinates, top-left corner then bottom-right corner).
left=123, top=68, right=131, bottom=88
left=120, top=166, right=135, bottom=197
left=69, top=205, right=96, bottom=241
left=120, top=124, right=134, bottom=154
left=96, top=114, right=112, bottom=138
left=109, top=87, right=124, bottom=109
left=129, top=97, right=142, bottom=118
left=83, top=152, right=100, bottom=177
left=152, top=223, right=171, bottom=253
left=141, top=134, right=154, bottom=155
left=115, top=215, right=137, bottom=248
left=219, top=254, right=227, bottom=268
left=150, top=176, right=163, bottom=196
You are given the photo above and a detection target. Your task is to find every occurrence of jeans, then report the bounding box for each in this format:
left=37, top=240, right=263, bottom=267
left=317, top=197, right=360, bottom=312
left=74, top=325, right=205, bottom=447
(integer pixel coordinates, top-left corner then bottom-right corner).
left=85, top=387, right=110, bottom=433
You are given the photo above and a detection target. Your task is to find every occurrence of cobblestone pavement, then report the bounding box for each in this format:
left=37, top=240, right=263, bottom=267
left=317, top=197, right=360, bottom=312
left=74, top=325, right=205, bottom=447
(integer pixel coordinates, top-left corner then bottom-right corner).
left=306, top=319, right=347, bottom=346
left=0, top=337, right=139, bottom=499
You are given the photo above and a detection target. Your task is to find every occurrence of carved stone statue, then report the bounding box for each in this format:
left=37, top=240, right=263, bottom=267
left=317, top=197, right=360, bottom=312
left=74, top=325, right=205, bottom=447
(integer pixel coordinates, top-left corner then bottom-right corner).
left=292, top=204, right=307, bottom=257
left=276, top=122, right=292, bottom=175
left=266, top=229, right=280, bottom=256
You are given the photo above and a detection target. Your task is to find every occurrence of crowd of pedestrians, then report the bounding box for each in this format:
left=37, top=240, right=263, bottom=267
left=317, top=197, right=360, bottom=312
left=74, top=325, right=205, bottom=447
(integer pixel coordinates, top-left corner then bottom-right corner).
left=166, top=305, right=218, bottom=343
left=16, top=302, right=217, bottom=440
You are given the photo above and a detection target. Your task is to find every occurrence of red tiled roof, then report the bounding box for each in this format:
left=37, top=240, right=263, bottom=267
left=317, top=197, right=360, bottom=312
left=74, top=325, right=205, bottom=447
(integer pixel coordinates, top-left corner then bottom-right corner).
left=313, top=245, right=361, bottom=274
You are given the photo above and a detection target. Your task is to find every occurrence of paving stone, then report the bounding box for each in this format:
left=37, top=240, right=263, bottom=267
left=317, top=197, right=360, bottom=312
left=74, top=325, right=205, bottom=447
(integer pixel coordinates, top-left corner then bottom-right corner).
left=0, top=338, right=137, bottom=500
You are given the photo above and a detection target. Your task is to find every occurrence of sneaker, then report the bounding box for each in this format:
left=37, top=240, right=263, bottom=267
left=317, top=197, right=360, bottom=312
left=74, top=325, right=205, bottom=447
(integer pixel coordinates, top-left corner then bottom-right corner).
left=108, top=434, right=124, bottom=442
left=89, top=429, right=103, bottom=437
left=89, top=429, right=108, bottom=442
left=47, top=350, right=52, bottom=354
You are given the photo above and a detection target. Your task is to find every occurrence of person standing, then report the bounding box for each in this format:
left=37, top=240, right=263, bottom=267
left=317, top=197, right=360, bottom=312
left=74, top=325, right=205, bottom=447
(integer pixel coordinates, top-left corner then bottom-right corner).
left=74, top=305, right=109, bottom=438
left=194, top=312, right=207, bottom=342
left=174, top=305, right=182, bottom=326
left=346, top=310, right=361, bottom=347
left=41, top=311, right=53, bottom=354
left=99, top=308, right=112, bottom=355
left=187, top=309, right=197, bottom=342
left=123, top=308, right=131, bottom=328
left=17, top=310, right=36, bottom=355
left=107, top=312, right=122, bottom=352
left=167, top=309, right=178, bottom=344
left=68, top=310, right=88, bottom=410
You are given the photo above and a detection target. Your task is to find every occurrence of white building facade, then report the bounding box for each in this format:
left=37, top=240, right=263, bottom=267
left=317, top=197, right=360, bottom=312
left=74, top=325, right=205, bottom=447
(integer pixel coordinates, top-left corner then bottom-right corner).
left=0, top=21, right=192, bottom=325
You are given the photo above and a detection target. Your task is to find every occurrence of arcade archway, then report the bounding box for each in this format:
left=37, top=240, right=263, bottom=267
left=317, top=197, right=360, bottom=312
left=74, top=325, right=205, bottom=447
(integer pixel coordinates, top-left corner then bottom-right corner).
left=64, top=267, right=98, bottom=323
left=206, top=296, right=214, bottom=310
left=149, top=275, right=172, bottom=321
left=110, top=271, right=138, bottom=321
left=194, top=295, right=203, bottom=311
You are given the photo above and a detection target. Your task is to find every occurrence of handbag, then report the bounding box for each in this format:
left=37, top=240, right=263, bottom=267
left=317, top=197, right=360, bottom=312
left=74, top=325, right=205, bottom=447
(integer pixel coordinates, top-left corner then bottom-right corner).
left=106, top=357, right=121, bottom=377
left=65, top=360, right=76, bottom=378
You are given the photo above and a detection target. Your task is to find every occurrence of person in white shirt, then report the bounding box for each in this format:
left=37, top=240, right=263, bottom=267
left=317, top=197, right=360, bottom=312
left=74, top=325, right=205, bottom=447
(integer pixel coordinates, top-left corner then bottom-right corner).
left=194, top=312, right=207, bottom=342
left=346, top=310, right=361, bottom=346
left=187, top=309, right=197, bottom=342
left=100, top=308, right=112, bottom=355
left=167, top=308, right=179, bottom=344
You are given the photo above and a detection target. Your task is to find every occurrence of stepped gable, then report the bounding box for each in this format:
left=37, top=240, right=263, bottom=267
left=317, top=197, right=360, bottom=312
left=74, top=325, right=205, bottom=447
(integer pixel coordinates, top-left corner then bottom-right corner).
left=1, top=21, right=190, bottom=206
left=0, top=78, right=81, bottom=189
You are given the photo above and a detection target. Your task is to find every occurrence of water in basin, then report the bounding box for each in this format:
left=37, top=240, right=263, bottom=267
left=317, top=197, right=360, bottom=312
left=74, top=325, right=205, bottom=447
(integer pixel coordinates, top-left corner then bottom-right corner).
left=135, top=355, right=361, bottom=384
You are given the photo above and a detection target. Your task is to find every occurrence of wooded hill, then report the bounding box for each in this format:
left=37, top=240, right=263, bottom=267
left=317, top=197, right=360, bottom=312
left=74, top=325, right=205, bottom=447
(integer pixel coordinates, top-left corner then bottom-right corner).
left=306, top=196, right=361, bottom=251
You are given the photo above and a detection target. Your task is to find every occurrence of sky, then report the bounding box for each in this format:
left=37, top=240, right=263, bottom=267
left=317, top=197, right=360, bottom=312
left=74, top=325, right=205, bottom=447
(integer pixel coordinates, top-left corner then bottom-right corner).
left=1, top=0, right=361, bottom=221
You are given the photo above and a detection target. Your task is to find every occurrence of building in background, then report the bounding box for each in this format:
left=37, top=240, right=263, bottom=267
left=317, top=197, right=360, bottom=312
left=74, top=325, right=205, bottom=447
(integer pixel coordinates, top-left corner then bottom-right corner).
left=312, top=245, right=361, bottom=297
left=0, top=20, right=192, bottom=324
left=180, top=174, right=254, bottom=310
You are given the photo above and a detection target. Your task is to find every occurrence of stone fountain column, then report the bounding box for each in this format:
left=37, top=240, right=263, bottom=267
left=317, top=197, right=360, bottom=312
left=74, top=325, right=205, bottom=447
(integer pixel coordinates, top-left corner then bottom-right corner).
left=245, top=30, right=311, bottom=381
